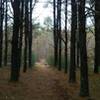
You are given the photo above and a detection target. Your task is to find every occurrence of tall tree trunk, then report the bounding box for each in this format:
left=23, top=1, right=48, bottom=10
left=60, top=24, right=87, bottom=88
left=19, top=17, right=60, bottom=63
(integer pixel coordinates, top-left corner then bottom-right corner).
left=79, top=0, right=89, bottom=96
left=94, top=0, right=100, bottom=73
left=76, top=1, right=80, bottom=68
left=65, top=0, right=68, bottom=73
left=53, top=0, right=57, bottom=66
left=53, top=0, right=59, bottom=67
left=69, top=0, right=77, bottom=83
left=18, top=0, right=24, bottom=67
left=10, top=0, right=21, bottom=81
left=23, top=0, right=29, bottom=72
left=4, top=0, right=8, bottom=66
left=57, top=0, right=62, bottom=71
left=28, top=0, right=33, bottom=68
left=0, top=0, right=4, bottom=67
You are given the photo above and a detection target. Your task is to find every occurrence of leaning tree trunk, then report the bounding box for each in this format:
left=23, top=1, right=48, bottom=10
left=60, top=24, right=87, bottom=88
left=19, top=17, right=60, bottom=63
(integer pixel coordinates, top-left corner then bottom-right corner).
left=94, top=0, right=100, bottom=73
left=79, top=0, right=89, bottom=96
left=69, top=0, right=77, bottom=83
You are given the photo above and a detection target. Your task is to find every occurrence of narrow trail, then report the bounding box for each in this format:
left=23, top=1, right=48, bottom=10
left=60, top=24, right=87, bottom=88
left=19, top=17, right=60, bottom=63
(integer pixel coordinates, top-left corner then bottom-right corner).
left=0, top=60, right=79, bottom=100
left=22, top=60, right=70, bottom=100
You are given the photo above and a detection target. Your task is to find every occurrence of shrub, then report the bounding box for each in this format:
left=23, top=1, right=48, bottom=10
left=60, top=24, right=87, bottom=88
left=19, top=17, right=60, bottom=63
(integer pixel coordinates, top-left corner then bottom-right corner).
left=46, top=55, right=54, bottom=66
left=32, top=52, right=37, bottom=66
left=46, top=55, right=70, bottom=68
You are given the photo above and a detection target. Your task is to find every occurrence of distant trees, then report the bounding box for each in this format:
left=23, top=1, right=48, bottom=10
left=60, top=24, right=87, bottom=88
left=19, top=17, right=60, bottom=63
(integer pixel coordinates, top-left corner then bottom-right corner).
left=44, top=16, right=52, bottom=30
left=0, top=0, right=99, bottom=98
left=52, top=0, right=91, bottom=97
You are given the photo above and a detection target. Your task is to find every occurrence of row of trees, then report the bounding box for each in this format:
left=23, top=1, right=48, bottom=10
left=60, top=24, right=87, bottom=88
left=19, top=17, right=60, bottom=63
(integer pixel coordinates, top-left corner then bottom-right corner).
left=0, top=0, right=37, bottom=81
left=53, top=0, right=99, bottom=97
left=0, top=0, right=100, bottom=97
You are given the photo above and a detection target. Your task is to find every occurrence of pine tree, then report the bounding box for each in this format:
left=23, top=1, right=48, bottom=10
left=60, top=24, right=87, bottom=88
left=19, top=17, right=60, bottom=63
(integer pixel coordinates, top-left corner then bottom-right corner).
left=94, top=0, right=100, bottom=73
left=65, top=0, right=68, bottom=73
left=4, top=0, right=8, bottom=66
left=28, top=0, right=33, bottom=68
left=69, top=0, right=77, bottom=82
left=57, top=0, right=62, bottom=71
left=23, top=0, right=29, bottom=72
left=10, top=0, right=21, bottom=81
left=0, top=0, right=4, bottom=67
left=78, top=0, right=89, bottom=96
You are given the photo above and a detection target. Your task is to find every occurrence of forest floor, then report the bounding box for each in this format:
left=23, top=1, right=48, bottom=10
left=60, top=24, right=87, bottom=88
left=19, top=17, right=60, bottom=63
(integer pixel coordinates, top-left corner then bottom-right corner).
left=0, top=59, right=100, bottom=100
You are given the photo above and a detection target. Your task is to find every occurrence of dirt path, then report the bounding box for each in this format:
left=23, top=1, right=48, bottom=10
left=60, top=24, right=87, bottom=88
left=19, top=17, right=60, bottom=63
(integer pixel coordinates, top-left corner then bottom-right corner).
left=0, top=60, right=78, bottom=100
left=22, top=60, right=69, bottom=100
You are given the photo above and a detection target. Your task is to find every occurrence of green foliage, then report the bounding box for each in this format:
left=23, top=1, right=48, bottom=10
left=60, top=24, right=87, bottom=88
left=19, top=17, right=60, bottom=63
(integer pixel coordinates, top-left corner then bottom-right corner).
left=32, top=52, right=37, bottom=66
left=46, top=55, right=54, bottom=66
left=46, top=55, right=70, bottom=68
left=61, top=55, right=70, bottom=69
left=43, top=16, right=53, bottom=30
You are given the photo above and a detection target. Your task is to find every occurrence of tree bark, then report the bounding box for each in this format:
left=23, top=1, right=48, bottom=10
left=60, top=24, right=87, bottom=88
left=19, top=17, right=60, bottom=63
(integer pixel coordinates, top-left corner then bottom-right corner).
left=94, top=0, right=100, bottom=73
left=0, top=0, right=4, bottom=67
left=69, top=0, right=77, bottom=83
left=18, top=0, right=24, bottom=67
left=23, top=0, right=29, bottom=72
left=28, top=0, right=33, bottom=68
left=57, top=0, right=62, bottom=71
left=4, top=0, right=8, bottom=66
left=79, top=0, right=89, bottom=96
left=10, top=0, right=21, bottom=81
left=65, top=0, right=68, bottom=73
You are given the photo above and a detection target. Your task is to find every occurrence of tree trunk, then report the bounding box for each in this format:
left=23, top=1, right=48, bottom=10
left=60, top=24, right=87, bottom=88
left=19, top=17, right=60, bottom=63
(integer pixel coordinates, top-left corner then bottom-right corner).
left=4, top=0, right=8, bottom=66
left=10, top=0, right=21, bottom=81
left=76, top=1, right=80, bottom=68
left=0, top=0, right=4, bottom=67
left=57, top=0, right=62, bottom=71
left=69, top=0, right=77, bottom=83
left=65, top=0, right=68, bottom=73
left=94, top=0, right=100, bottom=73
left=79, top=0, right=89, bottom=96
left=23, top=0, right=29, bottom=72
left=28, top=0, right=33, bottom=68
left=18, top=0, right=24, bottom=67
